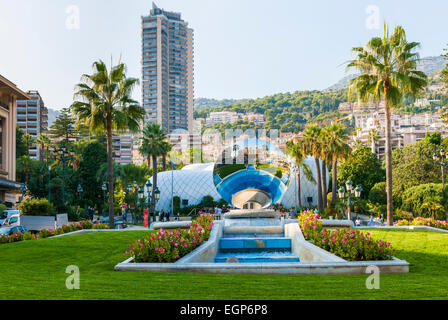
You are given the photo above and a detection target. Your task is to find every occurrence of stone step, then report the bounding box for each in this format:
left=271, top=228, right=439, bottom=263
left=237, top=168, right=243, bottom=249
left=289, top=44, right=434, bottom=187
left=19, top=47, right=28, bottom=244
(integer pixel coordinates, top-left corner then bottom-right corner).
left=214, top=252, right=300, bottom=263
left=219, top=237, right=291, bottom=251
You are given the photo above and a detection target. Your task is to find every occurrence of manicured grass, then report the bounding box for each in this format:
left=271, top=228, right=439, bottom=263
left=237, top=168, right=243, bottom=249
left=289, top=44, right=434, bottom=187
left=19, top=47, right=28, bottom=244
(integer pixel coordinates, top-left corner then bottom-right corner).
left=1, top=229, right=448, bottom=299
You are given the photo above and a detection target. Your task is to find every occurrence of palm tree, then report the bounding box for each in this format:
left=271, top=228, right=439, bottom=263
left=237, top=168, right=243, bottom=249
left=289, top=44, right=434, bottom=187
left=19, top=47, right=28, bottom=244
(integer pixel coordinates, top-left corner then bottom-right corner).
left=36, top=134, right=52, bottom=165
left=72, top=59, right=145, bottom=229
left=22, top=133, right=35, bottom=157
left=161, top=141, right=173, bottom=171
left=368, top=128, right=380, bottom=155
left=301, top=125, right=324, bottom=213
left=348, top=24, right=427, bottom=226
left=322, top=124, right=351, bottom=207
left=139, top=123, right=169, bottom=209
left=421, top=197, right=444, bottom=220
left=286, top=139, right=315, bottom=208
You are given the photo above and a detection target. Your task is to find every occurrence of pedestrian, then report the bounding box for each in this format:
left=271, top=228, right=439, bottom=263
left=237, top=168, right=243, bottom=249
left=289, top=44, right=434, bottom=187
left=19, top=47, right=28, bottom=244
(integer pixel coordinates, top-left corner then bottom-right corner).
left=166, top=210, right=170, bottom=222
left=159, top=210, right=163, bottom=222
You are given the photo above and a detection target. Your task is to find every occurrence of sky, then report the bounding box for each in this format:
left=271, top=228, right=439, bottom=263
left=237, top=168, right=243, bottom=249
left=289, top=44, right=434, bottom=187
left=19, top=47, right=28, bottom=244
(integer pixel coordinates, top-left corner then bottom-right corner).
left=0, top=0, right=447, bottom=110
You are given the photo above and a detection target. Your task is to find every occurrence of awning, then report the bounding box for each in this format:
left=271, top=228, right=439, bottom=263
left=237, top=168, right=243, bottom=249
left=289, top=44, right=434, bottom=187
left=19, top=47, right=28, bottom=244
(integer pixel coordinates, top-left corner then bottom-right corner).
left=0, top=178, right=21, bottom=191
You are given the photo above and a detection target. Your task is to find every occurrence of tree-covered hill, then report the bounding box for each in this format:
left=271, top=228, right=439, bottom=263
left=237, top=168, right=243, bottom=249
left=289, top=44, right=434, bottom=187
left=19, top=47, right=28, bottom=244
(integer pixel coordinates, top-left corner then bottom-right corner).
left=195, top=89, right=351, bottom=133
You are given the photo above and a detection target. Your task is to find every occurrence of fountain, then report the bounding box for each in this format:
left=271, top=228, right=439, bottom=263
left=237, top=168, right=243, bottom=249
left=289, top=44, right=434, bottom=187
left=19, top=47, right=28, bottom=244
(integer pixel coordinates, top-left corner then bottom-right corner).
left=214, top=209, right=300, bottom=263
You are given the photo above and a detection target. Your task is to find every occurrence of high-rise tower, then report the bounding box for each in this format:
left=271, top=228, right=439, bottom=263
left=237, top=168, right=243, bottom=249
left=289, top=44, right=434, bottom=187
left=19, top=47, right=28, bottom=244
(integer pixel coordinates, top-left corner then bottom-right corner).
left=141, top=2, right=194, bottom=133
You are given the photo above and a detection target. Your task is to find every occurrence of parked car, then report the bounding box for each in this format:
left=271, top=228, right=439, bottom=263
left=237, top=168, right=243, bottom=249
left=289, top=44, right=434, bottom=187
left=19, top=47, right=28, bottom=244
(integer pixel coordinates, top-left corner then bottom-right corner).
left=0, top=225, right=28, bottom=236
left=0, top=210, right=20, bottom=226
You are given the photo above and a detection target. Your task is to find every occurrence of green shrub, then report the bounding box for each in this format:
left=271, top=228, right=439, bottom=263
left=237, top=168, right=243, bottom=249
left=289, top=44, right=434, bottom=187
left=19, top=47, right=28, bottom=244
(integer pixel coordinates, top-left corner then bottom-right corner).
left=172, top=196, right=181, bottom=214
left=18, top=198, right=53, bottom=216
left=127, top=212, right=214, bottom=263
left=369, top=182, right=387, bottom=205
left=0, top=203, right=7, bottom=214
left=201, top=195, right=214, bottom=208
left=299, top=210, right=394, bottom=261
left=401, top=183, right=447, bottom=219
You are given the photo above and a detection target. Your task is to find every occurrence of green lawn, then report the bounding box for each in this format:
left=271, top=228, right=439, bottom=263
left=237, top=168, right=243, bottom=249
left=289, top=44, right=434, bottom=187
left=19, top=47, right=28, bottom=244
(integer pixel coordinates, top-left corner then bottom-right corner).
left=1, top=229, right=448, bottom=300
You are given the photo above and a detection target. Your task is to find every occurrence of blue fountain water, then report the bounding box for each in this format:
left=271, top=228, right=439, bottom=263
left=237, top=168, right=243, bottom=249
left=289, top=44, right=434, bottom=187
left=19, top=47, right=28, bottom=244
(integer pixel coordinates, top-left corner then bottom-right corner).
left=214, top=236, right=300, bottom=263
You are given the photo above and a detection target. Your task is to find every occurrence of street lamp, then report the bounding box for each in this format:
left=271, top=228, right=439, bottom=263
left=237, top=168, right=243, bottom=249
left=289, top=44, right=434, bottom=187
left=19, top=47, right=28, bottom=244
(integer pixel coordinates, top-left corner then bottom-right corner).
left=77, top=184, right=87, bottom=216
left=169, top=161, right=176, bottom=217
left=53, top=145, right=74, bottom=204
left=138, top=185, right=144, bottom=224
left=154, top=187, right=161, bottom=203
left=337, top=180, right=362, bottom=221
left=125, top=183, right=132, bottom=222
left=133, top=181, right=138, bottom=221
left=146, top=180, right=153, bottom=225
left=102, top=182, right=107, bottom=216
left=432, top=149, right=448, bottom=187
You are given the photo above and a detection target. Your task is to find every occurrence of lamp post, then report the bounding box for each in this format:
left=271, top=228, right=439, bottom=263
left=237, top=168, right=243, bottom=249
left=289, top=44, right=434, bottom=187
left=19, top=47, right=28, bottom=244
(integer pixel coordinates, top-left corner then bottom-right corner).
left=146, top=180, right=153, bottom=225
left=337, top=180, right=362, bottom=221
left=154, top=187, right=161, bottom=210
left=138, top=185, right=144, bottom=224
left=133, top=181, right=138, bottom=221
left=433, top=149, right=448, bottom=187
left=53, top=145, right=74, bottom=204
left=169, top=161, right=176, bottom=217
left=125, top=184, right=132, bottom=222
left=77, top=184, right=87, bottom=217
left=102, top=182, right=107, bottom=216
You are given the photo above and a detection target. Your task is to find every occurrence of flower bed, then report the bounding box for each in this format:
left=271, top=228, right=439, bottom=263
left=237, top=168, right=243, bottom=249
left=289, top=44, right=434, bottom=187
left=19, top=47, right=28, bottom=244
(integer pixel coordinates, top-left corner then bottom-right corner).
left=126, top=212, right=214, bottom=263
left=299, top=211, right=394, bottom=261
left=397, top=217, right=448, bottom=230
left=0, top=220, right=108, bottom=244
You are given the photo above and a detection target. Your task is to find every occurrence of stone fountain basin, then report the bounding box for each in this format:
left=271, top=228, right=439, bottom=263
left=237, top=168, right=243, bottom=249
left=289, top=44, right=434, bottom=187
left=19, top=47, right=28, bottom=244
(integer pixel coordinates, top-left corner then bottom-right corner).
left=224, top=209, right=281, bottom=219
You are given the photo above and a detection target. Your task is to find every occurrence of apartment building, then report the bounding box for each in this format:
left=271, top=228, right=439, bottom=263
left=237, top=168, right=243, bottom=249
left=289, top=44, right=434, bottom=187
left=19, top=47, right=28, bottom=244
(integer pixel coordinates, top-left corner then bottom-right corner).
left=16, top=90, right=48, bottom=160
left=113, top=134, right=133, bottom=165
left=243, top=112, right=265, bottom=125
left=350, top=102, right=448, bottom=158
left=0, top=75, right=30, bottom=204
left=205, top=111, right=240, bottom=127
left=141, top=3, right=194, bottom=134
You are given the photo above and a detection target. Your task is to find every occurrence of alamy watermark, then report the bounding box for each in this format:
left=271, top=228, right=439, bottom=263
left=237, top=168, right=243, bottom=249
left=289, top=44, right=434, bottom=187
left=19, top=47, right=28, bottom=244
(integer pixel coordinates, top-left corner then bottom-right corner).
left=65, top=265, right=80, bottom=289
left=65, top=5, right=80, bottom=30
left=365, top=5, right=380, bottom=30
left=365, top=265, right=380, bottom=289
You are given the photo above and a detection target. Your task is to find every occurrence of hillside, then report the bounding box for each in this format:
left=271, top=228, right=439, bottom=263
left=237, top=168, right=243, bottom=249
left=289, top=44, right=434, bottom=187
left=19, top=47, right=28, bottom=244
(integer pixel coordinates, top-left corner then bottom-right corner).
left=194, top=98, right=248, bottom=111
left=195, top=89, right=351, bottom=133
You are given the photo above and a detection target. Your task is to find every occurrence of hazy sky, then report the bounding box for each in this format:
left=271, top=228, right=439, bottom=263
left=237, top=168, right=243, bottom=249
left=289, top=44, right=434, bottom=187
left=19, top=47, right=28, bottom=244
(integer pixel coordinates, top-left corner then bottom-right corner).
left=0, top=0, right=447, bottom=110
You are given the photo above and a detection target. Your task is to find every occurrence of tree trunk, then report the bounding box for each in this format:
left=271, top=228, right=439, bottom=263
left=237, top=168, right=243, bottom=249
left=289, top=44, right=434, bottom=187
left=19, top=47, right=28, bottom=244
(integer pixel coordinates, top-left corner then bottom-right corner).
left=384, top=86, right=394, bottom=226
left=106, top=114, right=115, bottom=230
left=331, top=159, right=338, bottom=207
left=162, top=154, right=166, bottom=172
left=152, top=154, right=158, bottom=214
left=315, top=157, right=323, bottom=213
left=371, top=140, right=376, bottom=154
left=321, top=159, right=327, bottom=209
